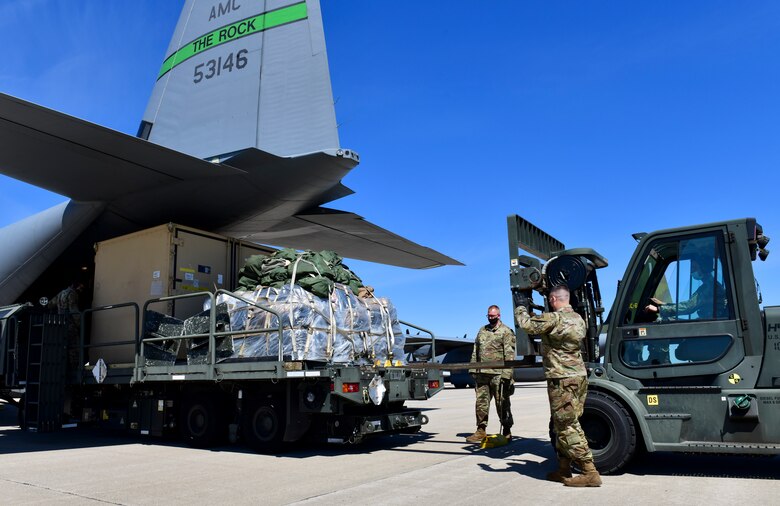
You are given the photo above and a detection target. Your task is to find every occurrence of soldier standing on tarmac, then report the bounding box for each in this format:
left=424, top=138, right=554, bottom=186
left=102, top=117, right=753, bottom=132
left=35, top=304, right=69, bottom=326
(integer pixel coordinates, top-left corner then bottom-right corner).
left=465, top=305, right=515, bottom=443
left=514, top=285, right=602, bottom=487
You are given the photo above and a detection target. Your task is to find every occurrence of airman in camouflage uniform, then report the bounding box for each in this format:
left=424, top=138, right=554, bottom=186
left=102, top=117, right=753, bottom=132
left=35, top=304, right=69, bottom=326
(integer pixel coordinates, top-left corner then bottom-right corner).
left=465, top=305, right=515, bottom=443
left=645, top=257, right=727, bottom=320
left=49, top=282, right=84, bottom=366
left=514, top=285, right=602, bottom=487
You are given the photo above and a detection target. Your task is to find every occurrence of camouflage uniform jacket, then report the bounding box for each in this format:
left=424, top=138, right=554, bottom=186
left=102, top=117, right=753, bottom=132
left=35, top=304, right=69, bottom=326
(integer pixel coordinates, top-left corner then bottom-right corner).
left=49, top=286, right=81, bottom=327
left=659, top=275, right=727, bottom=319
left=53, top=286, right=79, bottom=314
left=469, top=321, right=515, bottom=379
left=514, top=305, right=586, bottom=379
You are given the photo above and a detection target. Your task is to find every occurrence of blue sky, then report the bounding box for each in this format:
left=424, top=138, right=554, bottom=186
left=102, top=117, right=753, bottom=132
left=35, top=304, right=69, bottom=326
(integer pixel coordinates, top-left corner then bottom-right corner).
left=1, top=1, right=779, bottom=339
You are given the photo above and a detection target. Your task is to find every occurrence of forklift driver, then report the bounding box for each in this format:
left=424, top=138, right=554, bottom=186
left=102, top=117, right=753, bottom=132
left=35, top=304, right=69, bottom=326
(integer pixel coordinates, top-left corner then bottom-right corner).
left=644, top=255, right=726, bottom=320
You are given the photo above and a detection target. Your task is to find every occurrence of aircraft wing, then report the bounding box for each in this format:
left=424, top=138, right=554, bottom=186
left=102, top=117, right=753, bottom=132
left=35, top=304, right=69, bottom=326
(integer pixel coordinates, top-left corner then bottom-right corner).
left=404, top=336, right=474, bottom=358
left=0, top=93, right=460, bottom=269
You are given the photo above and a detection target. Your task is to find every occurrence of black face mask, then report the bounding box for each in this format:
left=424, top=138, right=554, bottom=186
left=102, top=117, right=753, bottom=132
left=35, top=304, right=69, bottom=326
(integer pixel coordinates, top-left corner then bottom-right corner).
left=487, top=317, right=499, bottom=326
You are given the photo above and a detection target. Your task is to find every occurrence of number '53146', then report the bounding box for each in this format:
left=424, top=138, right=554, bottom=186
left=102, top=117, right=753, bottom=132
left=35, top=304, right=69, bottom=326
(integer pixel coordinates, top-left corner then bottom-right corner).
left=193, top=49, right=248, bottom=83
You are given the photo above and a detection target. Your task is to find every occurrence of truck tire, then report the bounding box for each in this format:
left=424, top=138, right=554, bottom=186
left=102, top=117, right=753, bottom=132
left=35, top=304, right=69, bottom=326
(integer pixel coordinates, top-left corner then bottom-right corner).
left=243, top=398, right=285, bottom=453
left=181, top=396, right=224, bottom=448
left=17, top=394, right=27, bottom=430
left=581, top=391, right=637, bottom=474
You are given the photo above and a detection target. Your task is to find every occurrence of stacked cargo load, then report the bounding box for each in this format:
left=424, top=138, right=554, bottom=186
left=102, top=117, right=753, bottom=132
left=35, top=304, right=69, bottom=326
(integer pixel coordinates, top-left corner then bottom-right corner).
left=211, top=249, right=406, bottom=364
left=145, top=249, right=406, bottom=366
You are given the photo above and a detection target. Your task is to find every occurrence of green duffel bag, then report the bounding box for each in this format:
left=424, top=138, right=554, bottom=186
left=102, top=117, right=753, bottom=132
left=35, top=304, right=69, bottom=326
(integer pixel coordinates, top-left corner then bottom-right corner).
left=297, top=276, right=333, bottom=299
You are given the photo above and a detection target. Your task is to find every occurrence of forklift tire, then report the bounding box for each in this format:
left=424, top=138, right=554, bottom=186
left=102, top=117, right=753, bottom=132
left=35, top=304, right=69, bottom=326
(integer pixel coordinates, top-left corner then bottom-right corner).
left=242, top=398, right=285, bottom=454
left=181, top=396, right=224, bottom=448
left=580, top=391, right=637, bottom=474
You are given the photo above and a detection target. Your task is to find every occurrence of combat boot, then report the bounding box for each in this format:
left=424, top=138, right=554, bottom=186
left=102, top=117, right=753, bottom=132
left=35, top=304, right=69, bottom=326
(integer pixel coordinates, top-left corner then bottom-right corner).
left=465, top=427, right=487, bottom=443
left=502, top=427, right=512, bottom=440
left=563, top=461, right=602, bottom=487
left=545, top=457, right=572, bottom=483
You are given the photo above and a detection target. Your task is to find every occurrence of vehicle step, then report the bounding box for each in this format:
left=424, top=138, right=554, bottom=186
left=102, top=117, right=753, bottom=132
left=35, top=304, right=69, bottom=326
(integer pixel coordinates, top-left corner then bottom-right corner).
left=638, top=386, right=721, bottom=393
left=644, top=413, right=691, bottom=420
left=683, top=441, right=780, bottom=450
left=655, top=441, right=780, bottom=454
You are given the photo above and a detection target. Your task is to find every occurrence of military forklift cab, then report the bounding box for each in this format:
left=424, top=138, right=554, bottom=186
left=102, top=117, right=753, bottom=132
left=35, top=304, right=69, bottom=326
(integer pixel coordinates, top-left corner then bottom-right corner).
left=507, top=215, right=780, bottom=474
left=613, top=228, right=742, bottom=379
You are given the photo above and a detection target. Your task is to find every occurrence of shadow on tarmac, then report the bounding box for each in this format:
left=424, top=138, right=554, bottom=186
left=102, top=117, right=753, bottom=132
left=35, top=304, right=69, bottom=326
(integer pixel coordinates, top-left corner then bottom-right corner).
left=476, top=437, right=557, bottom=480
left=0, top=401, right=436, bottom=458
left=0, top=403, right=144, bottom=455
left=474, top=438, right=556, bottom=480
left=3, top=400, right=779, bottom=479
left=626, top=451, right=780, bottom=480
left=474, top=438, right=780, bottom=481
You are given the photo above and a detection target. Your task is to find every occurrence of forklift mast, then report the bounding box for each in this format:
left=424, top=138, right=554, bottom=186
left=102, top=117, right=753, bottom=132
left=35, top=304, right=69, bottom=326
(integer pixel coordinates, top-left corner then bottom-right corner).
left=507, top=214, right=608, bottom=362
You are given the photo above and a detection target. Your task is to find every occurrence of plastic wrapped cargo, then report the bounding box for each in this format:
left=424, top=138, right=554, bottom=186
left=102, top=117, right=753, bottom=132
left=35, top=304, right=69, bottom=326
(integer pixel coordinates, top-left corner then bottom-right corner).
left=387, top=300, right=406, bottom=363
left=208, top=283, right=406, bottom=365
left=220, top=285, right=330, bottom=361
left=330, top=284, right=370, bottom=363
left=142, top=311, right=183, bottom=366
left=361, top=297, right=393, bottom=363
left=360, top=296, right=405, bottom=363
left=185, top=303, right=233, bottom=365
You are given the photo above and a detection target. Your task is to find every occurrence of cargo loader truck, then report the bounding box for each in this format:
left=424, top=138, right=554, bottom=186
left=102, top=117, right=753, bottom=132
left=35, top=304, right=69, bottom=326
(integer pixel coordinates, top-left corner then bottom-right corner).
left=0, top=223, right=444, bottom=452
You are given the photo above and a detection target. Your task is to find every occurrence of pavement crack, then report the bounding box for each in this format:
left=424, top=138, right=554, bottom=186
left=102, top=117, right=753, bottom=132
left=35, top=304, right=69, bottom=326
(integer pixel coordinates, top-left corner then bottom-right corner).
left=1, top=477, right=125, bottom=504
left=288, top=453, right=476, bottom=504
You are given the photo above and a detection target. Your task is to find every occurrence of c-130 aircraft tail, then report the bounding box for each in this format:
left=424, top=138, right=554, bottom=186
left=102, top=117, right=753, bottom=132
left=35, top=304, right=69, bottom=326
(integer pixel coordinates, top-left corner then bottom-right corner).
left=140, top=0, right=338, bottom=159
left=0, top=0, right=461, bottom=306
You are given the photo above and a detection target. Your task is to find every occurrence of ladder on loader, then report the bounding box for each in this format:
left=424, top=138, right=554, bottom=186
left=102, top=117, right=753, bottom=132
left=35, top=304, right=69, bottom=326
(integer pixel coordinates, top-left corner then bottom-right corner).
left=1, top=305, right=68, bottom=432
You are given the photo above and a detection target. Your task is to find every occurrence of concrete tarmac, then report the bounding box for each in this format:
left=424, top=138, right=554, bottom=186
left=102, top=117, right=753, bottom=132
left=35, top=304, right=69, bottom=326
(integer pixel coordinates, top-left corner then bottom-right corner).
left=1, top=384, right=778, bottom=505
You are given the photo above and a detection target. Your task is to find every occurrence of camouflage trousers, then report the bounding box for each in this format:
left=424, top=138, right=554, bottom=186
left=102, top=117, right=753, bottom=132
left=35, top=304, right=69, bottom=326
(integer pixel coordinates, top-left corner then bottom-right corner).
left=474, top=374, right=513, bottom=430
left=548, top=375, right=593, bottom=463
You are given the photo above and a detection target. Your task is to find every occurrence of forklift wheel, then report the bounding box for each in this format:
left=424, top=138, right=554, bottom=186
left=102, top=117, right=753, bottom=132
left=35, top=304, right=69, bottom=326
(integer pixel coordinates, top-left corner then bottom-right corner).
left=580, top=391, right=637, bottom=474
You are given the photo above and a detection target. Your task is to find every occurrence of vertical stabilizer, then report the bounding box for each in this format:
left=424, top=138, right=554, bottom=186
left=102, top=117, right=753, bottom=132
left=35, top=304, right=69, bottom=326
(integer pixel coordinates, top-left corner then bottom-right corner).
left=140, top=0, right=339, bottom=159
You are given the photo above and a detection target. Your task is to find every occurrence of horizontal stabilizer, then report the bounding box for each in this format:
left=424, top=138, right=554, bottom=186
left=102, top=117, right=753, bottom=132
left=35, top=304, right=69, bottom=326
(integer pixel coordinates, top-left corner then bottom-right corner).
left=0, top=93, right=238, bottom=201
left=244, top=207, right=463, bottom=269
left=0, top=92, right=458, bottom=274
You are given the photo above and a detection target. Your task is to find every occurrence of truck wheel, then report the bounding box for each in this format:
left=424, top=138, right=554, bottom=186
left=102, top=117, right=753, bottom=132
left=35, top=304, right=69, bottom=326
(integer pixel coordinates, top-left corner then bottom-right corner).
left=243, top=399, right=285, bottom=453
left=581, top=391, right=637, bottom=474
left=181, top=396, right=224, bottom=448
left=17, top=394, right=27, bottom=430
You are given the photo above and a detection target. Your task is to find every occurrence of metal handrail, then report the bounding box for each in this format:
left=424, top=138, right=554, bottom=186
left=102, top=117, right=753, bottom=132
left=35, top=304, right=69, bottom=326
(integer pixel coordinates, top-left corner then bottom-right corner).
left=79, top=302, right=140, bottom=383
left=138, top=290, right=284, bottom=378
left=140, top=291, right=214, bottom=374
left=399, top=320, right=436, bottom=360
